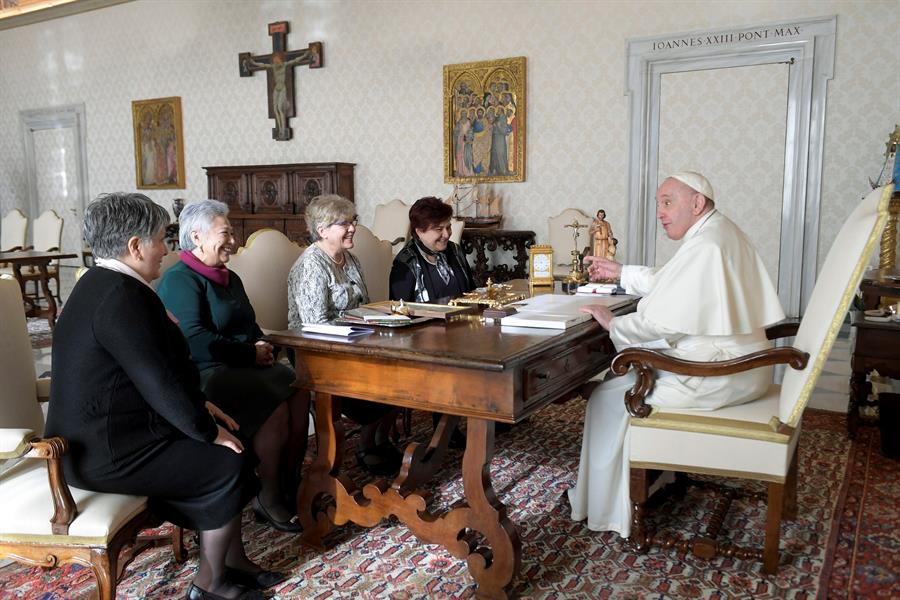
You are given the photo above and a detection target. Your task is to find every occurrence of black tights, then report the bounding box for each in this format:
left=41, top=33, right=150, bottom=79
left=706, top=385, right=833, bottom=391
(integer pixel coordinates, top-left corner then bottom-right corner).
left=194, top=514, right=259, bottom=597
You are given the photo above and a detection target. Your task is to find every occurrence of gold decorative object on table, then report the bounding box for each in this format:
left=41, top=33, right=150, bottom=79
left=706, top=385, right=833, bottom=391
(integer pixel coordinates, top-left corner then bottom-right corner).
left=364, top=300, right=474, bottom=319
left=563, top=220, right=588, bottom=284
left=528, top=245, right=554, bottom=286
left=450, top=277, right=526, bottom=316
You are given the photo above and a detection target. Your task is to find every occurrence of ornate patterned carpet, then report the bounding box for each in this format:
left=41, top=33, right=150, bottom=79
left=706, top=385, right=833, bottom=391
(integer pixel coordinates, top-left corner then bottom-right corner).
left=25, top=317, right=53, bottom=349
left=1, top=402, right=897, bottom=599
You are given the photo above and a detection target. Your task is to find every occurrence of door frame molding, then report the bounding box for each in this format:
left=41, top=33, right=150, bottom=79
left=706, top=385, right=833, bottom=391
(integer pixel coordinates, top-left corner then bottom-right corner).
left=20, top=103, right=90, bottom=244
left=623, top=16, right=836, bottom=316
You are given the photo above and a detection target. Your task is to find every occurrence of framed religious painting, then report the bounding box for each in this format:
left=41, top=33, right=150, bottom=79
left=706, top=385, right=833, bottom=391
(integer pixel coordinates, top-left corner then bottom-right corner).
left=443, top=56, right=525, bottom=184
left=131, top=96, right=186, bottom=189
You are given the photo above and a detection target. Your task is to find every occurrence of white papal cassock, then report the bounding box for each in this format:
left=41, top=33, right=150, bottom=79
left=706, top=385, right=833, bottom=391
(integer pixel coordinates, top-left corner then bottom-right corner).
left=568, top=208, right=785, bottom=537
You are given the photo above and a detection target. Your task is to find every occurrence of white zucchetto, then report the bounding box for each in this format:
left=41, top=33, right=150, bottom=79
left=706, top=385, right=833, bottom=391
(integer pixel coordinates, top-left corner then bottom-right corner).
left=669, top=171, right=715, bottom=201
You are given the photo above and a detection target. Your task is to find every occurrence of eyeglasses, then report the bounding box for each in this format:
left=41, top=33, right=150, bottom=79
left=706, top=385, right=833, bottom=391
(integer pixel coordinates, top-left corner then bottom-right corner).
left=330, top=217, right=358, bottom=228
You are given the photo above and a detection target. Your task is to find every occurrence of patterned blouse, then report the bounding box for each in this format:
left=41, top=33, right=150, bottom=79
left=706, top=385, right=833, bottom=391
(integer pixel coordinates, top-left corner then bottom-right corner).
left=287, top=243, right=369, bottom=327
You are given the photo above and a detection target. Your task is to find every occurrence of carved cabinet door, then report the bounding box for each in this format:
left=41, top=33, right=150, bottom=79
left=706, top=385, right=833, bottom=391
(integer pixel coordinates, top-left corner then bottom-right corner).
left=210, top=172, right=250, bottom=213
left=251, top=171, right=291, bottom=213
left=291, top=172, right=333, bottom=216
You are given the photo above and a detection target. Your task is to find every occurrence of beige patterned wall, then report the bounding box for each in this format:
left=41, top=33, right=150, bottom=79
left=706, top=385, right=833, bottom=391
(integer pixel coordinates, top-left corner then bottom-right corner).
left=657, top=63, right=788, bottom=284
left=0, top=0, right=896, bottom=275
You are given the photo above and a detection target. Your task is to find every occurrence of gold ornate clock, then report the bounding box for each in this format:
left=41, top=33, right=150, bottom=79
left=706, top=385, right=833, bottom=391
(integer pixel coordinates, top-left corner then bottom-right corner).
left=529, top=245, right=554, bottom=286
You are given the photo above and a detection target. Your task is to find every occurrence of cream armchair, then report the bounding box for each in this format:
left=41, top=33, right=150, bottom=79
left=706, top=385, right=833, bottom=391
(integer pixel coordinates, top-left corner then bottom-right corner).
left=22, top=209, right=64, bottom=302
left=0, top=277, right=184, bottom=599
left=610, top=185, right=892, bottom=573
left=1, top=208, right=28, bottom=275
left=1, top=208, right=27, bottom=252
left=350, top=224, right=393, bottom=302
left=371, top=199, right=410, bottom=255
left=228, top=228, right=304, bottom=333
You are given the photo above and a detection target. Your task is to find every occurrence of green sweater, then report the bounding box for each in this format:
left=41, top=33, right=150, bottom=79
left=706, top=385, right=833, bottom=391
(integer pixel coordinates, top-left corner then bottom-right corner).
left=157, top=261, right=262, bottom=374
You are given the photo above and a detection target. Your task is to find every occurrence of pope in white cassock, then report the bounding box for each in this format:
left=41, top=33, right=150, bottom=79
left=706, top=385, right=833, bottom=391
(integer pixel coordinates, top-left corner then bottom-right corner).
left=568, top=171, right=785, bottom=537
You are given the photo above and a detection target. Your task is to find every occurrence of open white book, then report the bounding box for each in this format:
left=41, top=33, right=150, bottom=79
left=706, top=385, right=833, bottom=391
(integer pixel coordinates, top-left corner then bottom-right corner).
left=301, top=323, right=374, bottom=337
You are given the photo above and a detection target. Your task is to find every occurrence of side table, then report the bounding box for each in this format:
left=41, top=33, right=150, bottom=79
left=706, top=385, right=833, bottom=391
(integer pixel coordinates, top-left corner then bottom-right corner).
left=460, top=229, right=535, bottom=286
left=848, top=268, right=900, bottom=439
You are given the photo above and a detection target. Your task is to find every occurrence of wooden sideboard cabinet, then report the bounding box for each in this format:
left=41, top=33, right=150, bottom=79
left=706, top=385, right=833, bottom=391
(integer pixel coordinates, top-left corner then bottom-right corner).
left=204, top=162, right=355, bottom=246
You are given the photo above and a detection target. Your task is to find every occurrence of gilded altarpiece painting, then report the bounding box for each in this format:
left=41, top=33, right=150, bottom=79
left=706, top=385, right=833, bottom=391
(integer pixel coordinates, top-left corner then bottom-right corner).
left=131, top=96, right=186, bottom=189
left=444, top=57, right=525, bottom=183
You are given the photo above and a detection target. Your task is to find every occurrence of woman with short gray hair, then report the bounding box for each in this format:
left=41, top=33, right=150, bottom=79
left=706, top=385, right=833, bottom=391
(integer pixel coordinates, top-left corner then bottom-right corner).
left=46, top=192, right=278, bottom=599
left=287, top=194, right=401, bottom=476
left=158, top=199, right=307, bottom=537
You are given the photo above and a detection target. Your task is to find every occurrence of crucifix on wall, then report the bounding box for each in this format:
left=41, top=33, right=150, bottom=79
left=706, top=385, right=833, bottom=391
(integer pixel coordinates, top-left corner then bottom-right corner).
left=239, top=21, right=323, bottom=141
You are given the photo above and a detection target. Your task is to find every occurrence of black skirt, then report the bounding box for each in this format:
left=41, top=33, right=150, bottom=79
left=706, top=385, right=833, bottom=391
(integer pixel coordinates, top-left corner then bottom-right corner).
left=201, top=363, right=296, bottom=438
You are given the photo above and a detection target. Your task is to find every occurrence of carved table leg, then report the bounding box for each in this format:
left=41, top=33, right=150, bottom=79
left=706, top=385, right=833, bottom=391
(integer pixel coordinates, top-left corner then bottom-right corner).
left=457, top=417, right=520, bottom=599
left=38, top=263, right=59, bottom=329
left=299, top=392, right=345, bottom=549
left=12, top=263, right=37, bottom=318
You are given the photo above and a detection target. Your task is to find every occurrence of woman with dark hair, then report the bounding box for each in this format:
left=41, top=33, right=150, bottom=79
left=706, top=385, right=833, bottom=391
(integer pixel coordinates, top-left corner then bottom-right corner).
left=45, top=193, right=281, bottom=600
left=389, top=197, right=475, bottom=447
left=389, top=196, right=475, bottom=303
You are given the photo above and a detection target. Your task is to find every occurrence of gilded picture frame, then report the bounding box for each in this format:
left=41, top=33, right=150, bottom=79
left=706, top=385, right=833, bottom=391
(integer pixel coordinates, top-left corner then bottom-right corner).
left=131, top=96, right=186, bottom=189
left=444, top=56, right=525, bottom=184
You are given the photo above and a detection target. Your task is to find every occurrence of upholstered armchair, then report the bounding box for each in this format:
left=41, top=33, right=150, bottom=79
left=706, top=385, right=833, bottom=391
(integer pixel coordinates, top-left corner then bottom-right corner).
left=370, top=199, right=411, bottom=255
left=349, top=224, right=394, bottom=302
left=1, top=208, right=27, bottom=253
left=610, top=185, right=891, bottom=574
left=0, top=208, right=28, bottom=274
left=21, top=209, right=64, bottom=302
left=0, top=277, right=184, bottom=599
left=548, top=208, right=592, bottom=278
left=227, top=228, right=304, bottom=333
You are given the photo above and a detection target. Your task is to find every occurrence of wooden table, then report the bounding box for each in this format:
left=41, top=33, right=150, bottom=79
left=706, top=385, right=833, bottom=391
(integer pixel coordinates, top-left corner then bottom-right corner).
left=267, top=298, right=635, bottom=599
left=849, top=268, right=900, bottom=438
left=0, top=250, right=77, bottom=328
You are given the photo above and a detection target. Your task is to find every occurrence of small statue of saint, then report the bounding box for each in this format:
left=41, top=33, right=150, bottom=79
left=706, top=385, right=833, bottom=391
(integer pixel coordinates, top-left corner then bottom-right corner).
left=589, top=209, right=616, bottom=260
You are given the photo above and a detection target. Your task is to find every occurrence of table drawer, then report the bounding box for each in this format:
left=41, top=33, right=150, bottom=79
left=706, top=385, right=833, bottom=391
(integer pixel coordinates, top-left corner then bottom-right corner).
left=522, top=336, right=612, bottom=407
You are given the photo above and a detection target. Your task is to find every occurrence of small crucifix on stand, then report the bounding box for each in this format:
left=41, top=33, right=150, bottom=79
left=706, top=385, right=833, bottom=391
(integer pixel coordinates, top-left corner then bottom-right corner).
left=239, top=21, right=323, bottom=141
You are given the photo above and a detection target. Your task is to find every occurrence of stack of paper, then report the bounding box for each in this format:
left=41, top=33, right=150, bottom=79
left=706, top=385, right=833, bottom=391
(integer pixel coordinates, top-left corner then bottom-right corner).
left=301, top=323, right=374, bottom=337
left=499, top=293, right=632, bottom=330
left=500, top=311, right=591, bottom=330
left=576, top=283, right=618, bottom=295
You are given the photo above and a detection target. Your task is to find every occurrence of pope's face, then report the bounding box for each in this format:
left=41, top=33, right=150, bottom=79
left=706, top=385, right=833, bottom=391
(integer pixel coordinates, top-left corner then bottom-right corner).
left=656, top=178, right=706, bottom=241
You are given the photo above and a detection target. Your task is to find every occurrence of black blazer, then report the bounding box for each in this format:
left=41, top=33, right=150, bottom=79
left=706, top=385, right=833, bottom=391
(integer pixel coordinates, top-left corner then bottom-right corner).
left=44, top=267, right=217, bottom=486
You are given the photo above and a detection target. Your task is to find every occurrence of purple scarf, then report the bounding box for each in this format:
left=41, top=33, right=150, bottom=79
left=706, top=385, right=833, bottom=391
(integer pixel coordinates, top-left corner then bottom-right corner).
left=180, top=250, right=230, bottom=287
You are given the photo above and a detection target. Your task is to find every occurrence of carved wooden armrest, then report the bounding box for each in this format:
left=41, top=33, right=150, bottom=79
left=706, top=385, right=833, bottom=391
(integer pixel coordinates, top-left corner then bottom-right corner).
left=29, top=437, right=78, bottom=535
left=389, top=237, right=405, bottom=246
left=765, top=318, right=801, bottom=340
left=610, top=346, right=809, bottom=418
left=22, top=245, right=34, bottom=251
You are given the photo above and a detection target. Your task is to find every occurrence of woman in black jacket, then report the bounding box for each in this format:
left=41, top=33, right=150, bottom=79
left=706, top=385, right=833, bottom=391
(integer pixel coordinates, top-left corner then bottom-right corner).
left=45, top=193, right=279, bottom=600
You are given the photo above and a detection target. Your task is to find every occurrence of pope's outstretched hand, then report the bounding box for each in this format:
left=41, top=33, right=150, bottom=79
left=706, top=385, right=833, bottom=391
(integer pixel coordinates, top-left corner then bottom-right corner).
left=584, top=255, right=622, bottom=282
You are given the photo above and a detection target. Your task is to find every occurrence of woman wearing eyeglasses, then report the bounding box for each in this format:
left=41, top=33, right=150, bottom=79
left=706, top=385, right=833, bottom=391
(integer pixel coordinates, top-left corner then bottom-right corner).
left=287, top=195, right=401, bottom=476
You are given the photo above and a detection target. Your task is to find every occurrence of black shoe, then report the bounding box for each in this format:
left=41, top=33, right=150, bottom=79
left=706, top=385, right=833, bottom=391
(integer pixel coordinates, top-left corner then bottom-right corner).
left=185, top=583, right=265, bottom=600
left=225, top=566, right=288, bottom=590
left=251, top=496, right=302, bottom=533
